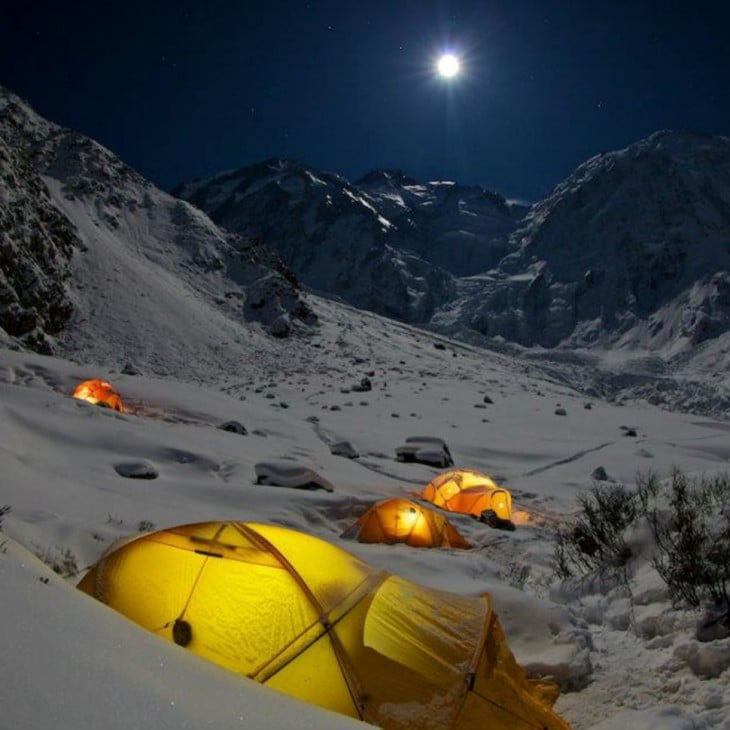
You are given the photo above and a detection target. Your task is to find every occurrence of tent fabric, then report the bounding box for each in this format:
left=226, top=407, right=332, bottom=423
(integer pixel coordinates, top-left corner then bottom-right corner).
left=72, top=379, right=125, bottom=412
left=421, top=469, right=513, bottom=523
left=78, top=521, right=569, bottom=730
left=341, top=498, right=471, bottom=549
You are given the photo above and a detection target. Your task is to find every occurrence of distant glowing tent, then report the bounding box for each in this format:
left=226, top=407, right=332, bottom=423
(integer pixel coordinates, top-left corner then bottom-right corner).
left=341, top=498, right=471, bottom=549
left=72, top=379, right=124, bottom=412
left=421, top=469, right=514, bottom=528
left=78, top=521, right=568, bottom=729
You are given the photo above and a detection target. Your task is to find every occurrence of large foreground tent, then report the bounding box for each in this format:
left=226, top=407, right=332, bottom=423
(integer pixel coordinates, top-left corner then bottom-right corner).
left=421, top=469, right=514, bottom=528
left=341, top=498, right=471, bottom=549
left=79, top=521, right=569, bottom=729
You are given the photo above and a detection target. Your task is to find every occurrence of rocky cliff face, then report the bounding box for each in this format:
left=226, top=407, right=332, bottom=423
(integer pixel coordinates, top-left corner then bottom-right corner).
left=0, top=94, right=79, bottom=351
left=434, top=131, right=730, bottom=352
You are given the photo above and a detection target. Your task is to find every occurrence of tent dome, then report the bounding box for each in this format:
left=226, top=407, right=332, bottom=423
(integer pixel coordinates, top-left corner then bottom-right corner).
left=421, top=469, right=513, bottom=526
left=72, top=379, right=124, bottom=412
left=341, top=498, right=471, bottom=549
left=78, top=521, right=567, bottom=729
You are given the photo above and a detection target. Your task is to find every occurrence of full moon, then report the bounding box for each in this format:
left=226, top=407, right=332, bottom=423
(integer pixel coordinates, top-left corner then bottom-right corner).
left=436, top=53, right=460, bottom=78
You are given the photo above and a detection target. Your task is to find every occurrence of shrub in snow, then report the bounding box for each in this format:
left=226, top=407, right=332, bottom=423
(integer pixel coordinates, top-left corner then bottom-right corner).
left=640, top=468, right=730, bottom=610
left=553, top=482, right=637, bottom=581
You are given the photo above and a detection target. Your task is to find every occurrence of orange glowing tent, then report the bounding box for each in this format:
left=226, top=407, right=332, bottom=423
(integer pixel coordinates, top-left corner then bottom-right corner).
left=421, top=469, right=514, bottom=529
left=72, top=379, right=125, bottom=412
left=78, top=521, right=569, bottom=729
left=341, top=498, right=471, bottom=549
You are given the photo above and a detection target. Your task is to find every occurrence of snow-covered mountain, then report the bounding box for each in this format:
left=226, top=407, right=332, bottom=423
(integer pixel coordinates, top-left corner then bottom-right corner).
left=175, top=132, right=730, bottom=368
left=355, top=169, right=526, bottom=276
left=2, top=88, right=728, bottom=413
left=0, top=87, right=316, bottom=378
left=173, top=160, right=462, bottom=322
left=435, top=130, right=730, bottom=355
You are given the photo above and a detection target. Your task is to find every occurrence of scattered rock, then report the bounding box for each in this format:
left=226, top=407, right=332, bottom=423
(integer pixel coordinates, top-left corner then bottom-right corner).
left=352, top=377, right=372, bottom=392
left=622, top=427, right=638, bottom=437
left=218, top=420, right=247, bottom=435
left=696, top=607, right=730, bottom=643
left=254, top=460, right=334, bottom=492
left=474, top=403, right=487, bottom=409
left=330, top=441, right=359, bottom=459
left=329, top=405, right=341, bottom=411
left=591, top=466, right=609, bottom=481
left=584, top=403, right=592, bottom=410
left=554, top=407, right=567, bottom=416
left=395, top=436, right=454, bottom=468
left=482, top=395, right=493, bottom=404
left=267, top=314, right=292, bottom=338
left=121, top=362, right=142, bottom=375
left=674, top=638, right=730, bottom=678
left=114, top=461, right=158, bottom=480
left=433, top=343, right=446, bottom=350
left=305, top=415, right=319, bottom=423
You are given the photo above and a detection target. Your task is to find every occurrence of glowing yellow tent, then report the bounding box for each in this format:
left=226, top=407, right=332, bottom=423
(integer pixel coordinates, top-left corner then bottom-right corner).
left=341, top=498, right=471, bottom=549
left=420, top=469, right=514, bottom=528
left=72, top=379, right=125, bottom=412
left=78, top=521, right=568, bottom=729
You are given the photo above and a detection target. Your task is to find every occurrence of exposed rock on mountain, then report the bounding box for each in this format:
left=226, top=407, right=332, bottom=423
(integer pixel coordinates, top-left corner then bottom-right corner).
left=0, top=94, right=78, bottom=351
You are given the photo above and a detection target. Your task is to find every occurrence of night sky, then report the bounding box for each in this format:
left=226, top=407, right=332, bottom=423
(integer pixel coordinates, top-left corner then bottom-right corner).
left=2, top=1, right=728, bottom=201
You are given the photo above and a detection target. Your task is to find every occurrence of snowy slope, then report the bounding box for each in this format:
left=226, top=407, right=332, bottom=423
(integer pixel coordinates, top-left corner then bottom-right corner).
left=1, top=314, right=729, bottom=729
left=0, top=86, right=316, bottom=380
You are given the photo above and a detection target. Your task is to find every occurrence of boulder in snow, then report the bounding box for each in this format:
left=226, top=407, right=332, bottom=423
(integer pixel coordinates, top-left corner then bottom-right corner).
left=254, top=460, right=334, bottom=492
left=330, top=441, right=359, bottom=459
left=395, top=436, right=454, bottom=468
left=114, top=460, right=159, bottom=480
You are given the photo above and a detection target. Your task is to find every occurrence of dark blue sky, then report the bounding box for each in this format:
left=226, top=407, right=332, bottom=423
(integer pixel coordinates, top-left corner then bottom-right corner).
left=2, top=1, right=728, bottom=200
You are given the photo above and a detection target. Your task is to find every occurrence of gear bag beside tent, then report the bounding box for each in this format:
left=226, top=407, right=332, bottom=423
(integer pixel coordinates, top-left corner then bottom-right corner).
left=78, top=521, right=569, bottom=729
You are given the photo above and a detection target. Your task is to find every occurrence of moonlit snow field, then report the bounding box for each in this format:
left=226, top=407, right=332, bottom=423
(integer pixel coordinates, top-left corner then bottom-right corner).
left=1, top=293, right=729, bottom=729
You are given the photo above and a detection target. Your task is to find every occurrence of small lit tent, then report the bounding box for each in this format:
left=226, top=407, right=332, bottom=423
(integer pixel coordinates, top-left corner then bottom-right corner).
left=341, top=498, right=471, bottom=549
left=421, top=469, right=514, bottom=528
left=79, top=521, right=568, bottom=730
left=72, top=379, right=124, bottom=412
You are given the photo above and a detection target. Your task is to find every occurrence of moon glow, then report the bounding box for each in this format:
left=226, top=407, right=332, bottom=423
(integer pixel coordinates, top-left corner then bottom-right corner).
left=436, top=53, right=461, bottom=78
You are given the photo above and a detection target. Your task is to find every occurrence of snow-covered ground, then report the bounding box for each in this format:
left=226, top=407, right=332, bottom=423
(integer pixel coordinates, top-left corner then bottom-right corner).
left=1, top=296, right=728, bottom=729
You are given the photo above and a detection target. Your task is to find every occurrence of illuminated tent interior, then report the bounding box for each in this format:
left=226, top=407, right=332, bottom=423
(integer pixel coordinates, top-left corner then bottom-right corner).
left=71, top=379, right=125, bottom=412
left=78, top=521, right=569, bottom=730
left=420, top=469, right=514, bottom=529
left=341, top=498, right=471, bottom=549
